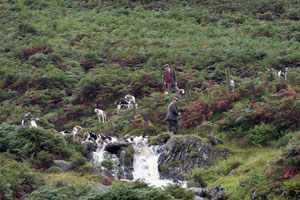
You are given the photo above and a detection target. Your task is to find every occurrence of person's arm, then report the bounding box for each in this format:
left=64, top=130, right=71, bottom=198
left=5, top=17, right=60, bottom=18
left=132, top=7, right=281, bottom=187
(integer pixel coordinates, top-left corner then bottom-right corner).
left=163, top=71, right=167, bottom=84
left=171, top=104, right=179, bottom=116
left=173, top=70, right=177, bottom=85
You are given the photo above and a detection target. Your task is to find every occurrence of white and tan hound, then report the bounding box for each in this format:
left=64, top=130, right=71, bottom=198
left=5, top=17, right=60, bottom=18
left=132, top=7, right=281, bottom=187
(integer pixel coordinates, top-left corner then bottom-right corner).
left=95, top=108, right=106, bottom=123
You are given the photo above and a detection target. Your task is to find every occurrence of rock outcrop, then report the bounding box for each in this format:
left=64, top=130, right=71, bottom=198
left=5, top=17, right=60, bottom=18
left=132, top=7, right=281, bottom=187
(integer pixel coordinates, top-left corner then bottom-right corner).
left=158, top=135, right=230, bottom=181
left=206, top=134, right=223, bottom=145
left=188, top=186, right=227, bottom=200
left=205, top=186, right=227, bottom=200
left=84, top=165, right=114, bottom=186
left=105, top=142, right=130, bottom=154
left=118, top=149, right=134, bottom=180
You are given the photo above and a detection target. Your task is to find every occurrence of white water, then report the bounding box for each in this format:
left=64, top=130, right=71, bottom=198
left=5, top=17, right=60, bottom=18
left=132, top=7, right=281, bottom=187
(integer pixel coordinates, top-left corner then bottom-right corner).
left=92, top=145, right=106, bottom=164
left=92, top=138, right=182, bottom=188
left=132, top=145, right=173, bottom=187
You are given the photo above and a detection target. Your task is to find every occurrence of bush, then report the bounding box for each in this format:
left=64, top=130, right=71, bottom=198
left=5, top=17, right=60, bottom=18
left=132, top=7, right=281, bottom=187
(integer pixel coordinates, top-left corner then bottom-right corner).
left=70, top=153, right=86, bottom=170
left=0, top=161, right=44, bottom=200
left=88, top=181, right=174, bottom=200
left=46, top=166, right=63, bottom=174
left=282, top=178, right=300, bottom=198
left=36, top=151, right=54, bottom=169
left=248, top=123, right=279, bottom=146
left=25, top=181, right=100, bottom=200
left=0, top=124, right=74, bottom=161
left=100, top=159, right=116, bottom=171
left=190, top=168, right=207, bottom=187
left=164, top=184, right=195, bottom=200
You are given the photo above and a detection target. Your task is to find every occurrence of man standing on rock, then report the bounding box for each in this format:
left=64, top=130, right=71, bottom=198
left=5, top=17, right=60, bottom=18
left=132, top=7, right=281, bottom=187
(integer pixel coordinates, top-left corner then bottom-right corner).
left=163, top=64, right=180, bottom=94
left=165, top=97, right=180, bottom=134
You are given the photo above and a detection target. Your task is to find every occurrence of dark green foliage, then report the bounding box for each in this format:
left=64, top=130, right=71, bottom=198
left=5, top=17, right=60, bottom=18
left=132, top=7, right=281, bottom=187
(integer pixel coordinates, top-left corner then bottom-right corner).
left=190, top=169, right=207, bottom=187
left=0, top=160, right=44, bottom=200
left=0, top=0, right=300, bottom=198
left=36, top=151, right=54, bottom=169
left=25, top=181, right=100, bottom=200
left=164, top=184, right=195, bottom=200
left=70, top=153, right=87, bottom=170
left=100, top=159, right=116, bottom=171
left=248, top=123, right=279, bottom=146
left=88, top=181, right=174, bottom=200
left=46, top=166, right=63, bottom=174
left=0, top=124, right=74, bottom=161
left=120, top=145, right=135, bottom=168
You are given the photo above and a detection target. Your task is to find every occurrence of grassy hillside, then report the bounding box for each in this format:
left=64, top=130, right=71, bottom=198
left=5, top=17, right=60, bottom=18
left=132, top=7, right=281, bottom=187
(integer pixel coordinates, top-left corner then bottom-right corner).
left=1, top=0, right=300, bottom=199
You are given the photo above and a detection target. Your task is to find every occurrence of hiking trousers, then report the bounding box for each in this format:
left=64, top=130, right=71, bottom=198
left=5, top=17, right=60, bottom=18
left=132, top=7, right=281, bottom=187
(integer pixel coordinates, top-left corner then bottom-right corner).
left=164, top=83, right=180, bottom=93
left=166, top=119, right=178, bottom=134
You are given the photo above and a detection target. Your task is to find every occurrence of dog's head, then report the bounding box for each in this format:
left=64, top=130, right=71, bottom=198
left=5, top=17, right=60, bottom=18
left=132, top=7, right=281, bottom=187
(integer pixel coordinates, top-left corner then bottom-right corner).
left=179, top=89, right=185, bottom=95
left=74, top=125, right=82, bottom=130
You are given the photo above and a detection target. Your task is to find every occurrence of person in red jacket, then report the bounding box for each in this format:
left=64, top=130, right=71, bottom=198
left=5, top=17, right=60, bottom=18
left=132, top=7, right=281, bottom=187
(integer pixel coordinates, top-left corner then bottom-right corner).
left=163, top=64, right=180, bottom=94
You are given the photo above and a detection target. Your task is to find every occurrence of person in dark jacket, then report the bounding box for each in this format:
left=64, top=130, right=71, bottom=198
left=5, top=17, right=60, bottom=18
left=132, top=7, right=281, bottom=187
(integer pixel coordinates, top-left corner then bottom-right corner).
left=165, top=97, right=180, bottom=134
left=163, top=64, right=180, bottom=94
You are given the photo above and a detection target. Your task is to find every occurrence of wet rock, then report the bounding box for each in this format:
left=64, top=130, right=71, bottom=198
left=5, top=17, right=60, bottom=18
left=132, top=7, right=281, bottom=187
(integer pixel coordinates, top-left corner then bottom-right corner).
left=105, top=142, right=130, bottom=154
left=251, top=191, right=258, bottom=200
left=189, top=187, right=204, bottom=196
left=85, top=166, right=101, bottom=175
left=53, top=160, right=71, bottom=172
left=81, top=142, right=98, bottom=162
left=118, top=150, right=134, bottom=180
left=96, top=168, right=114, bottom=186
left=206, top=134, right=223, bottom=145
left=158, top=136, right=230, bottom=180
left=100, top=168, right=114, bottom=179
left=102, top=176, right=113, bottom=186
left=195, top=196, right=204, bottom=200
left=205, top=186, right=226, bottom=200
left=84, top=165, right=115, bottom=185
left=86, top=152, right=94, bottom=162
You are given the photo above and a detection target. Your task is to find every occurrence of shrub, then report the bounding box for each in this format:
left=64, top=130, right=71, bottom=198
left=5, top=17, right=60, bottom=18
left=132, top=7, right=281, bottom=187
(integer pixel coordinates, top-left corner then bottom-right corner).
left=88, top=181, right=174, bottom=200
left=0, top=124, right=74, bottom=160
left=282, top=178, right=300, bottom=198
left=25, top=181, right=100, bottom=200
left=214, top=156, right=243, bottom=176
left=36, top=151, right=53, bottom=169
left=100, top=159, right=116, bottom=171
left=190, top=168, right=207, bottom=187
left=70, top=153, right=86, bottom=170
left=248, top=123, right=279, bottom=146
left=164, top=184, right=195, bottom=200
left=119, top=145, right=135, bottom=168
left=46, top=166, right=63, bottom=174
left=0, top=161, right=44, bottom=200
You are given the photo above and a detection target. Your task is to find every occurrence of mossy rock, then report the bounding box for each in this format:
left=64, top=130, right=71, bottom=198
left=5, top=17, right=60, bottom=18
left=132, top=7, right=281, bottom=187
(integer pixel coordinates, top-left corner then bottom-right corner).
left=120, top=145, right=135, bottom=168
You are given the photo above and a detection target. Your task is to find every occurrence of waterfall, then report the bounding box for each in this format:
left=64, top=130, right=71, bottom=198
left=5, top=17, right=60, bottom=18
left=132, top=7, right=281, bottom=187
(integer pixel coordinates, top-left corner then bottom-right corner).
left=132, top=145, right=173, bottom=187
left=91, top=137, right=183, bottom=188
left=92, top=145, right=106, bottom=164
